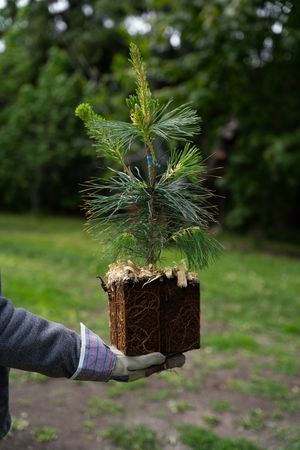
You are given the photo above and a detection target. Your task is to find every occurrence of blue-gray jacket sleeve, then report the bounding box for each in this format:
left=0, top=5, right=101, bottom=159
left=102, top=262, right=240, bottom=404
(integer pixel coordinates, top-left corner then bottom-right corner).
left=0, top=296, right=80, bottom=378
left=0, top=296, right=116, bottom=380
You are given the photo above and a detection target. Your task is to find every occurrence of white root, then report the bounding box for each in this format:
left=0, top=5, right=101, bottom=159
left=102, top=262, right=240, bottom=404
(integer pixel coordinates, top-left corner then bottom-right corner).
left=106, top=260, right=198, bottom=288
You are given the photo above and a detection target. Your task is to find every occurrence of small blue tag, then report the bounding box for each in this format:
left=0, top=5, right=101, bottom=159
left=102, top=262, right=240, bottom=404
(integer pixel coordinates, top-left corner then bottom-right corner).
left=147, top=155, right=153, bottom=166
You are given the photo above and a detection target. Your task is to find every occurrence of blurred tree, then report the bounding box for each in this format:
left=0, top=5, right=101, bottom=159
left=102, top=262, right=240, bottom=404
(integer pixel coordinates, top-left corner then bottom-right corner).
left=0, top=0, right=299, bottom=235
left=146, top=0, right=300, bottom=234
left=0, top=0, right=144, bottom=212
left=0, top=47, right=88, bottom=212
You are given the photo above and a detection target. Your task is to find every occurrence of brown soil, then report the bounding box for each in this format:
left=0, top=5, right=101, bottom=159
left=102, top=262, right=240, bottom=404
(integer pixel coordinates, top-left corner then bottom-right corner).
left=160, top=278, right=200, bottom=354
left=108, top=277, right=200, bottom=355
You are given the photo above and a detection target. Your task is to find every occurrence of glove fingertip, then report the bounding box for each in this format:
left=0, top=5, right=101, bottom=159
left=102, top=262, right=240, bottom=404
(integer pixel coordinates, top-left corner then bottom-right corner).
left=165, top=353, right=186, bottom=369
left=139, top=352, right=166, bottom=365
left=152, top=352, right=166, bottom=361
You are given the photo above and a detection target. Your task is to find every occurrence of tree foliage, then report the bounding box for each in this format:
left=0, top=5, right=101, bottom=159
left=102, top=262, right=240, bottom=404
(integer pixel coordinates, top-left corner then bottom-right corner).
left=146, top=0, right=300, bottom=233
left=0, top=0, right=299, bottom=235
left=0, top=0, right=141, bottom=212
left=77, top=44, right=221, bottom=269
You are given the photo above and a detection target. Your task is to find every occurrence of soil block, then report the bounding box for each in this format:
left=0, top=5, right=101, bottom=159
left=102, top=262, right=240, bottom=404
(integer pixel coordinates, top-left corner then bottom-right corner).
left=107, top=277, right=200, bottom=356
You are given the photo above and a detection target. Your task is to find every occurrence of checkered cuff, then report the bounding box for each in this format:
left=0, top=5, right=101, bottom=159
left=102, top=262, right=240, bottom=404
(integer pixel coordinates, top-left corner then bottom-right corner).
left=71, top=323, right=116, bottom=382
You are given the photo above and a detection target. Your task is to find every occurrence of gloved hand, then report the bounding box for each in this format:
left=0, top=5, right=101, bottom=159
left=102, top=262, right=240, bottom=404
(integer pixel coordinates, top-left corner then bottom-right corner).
left=111, top=348, right=185, bottom=382
left=70, top=324, right=186, bottom=383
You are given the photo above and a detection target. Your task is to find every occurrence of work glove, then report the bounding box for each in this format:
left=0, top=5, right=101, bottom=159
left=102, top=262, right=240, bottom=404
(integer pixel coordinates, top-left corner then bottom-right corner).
left=111, top=348, right=185, bottom=382
left=71, top=324, right=185, bottom=383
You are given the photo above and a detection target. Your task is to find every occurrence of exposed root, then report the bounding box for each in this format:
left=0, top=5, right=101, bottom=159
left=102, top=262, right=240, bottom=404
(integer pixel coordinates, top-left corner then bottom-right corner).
left=106, top=265, right=200, bottom=355
left=106, top=260, right=198, bottom=288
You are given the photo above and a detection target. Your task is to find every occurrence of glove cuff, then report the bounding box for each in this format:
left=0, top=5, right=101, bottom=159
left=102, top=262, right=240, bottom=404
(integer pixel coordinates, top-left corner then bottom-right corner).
left=71, top=323, right=116, bottom=382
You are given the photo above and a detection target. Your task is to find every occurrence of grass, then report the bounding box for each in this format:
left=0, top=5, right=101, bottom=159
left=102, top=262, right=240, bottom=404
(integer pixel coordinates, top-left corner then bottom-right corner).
left=275, top=425, right=300, bottom=450
left=158, top=369, right=202, bottom=391
left=227, top=376, right=292, bottom=402
left=177, top=424, right=263, bottom=450
left=211, top=399, right=234, bottom=412
left=107, top=379, right=148, bottom=397
left=86, top=397, right=124, bottom=416
left=144, top=388, right=175, bottom=401
left=9, top=370, right=48, bottom=386
left=33, top=426, right=58, bottom=443
left=0, top=214, right=111, bottom=335
left=206, top=358, right=238, bottom=370
left=227, top=375, right=300, bottom=413
left=11, top=415, right=29, bottom=432
left=204, top=334, right=261, bottom=353
left=167, top=400, right=194, bottom=413
left=236, top=409, right=266, bottom=431
left=203, top=413, right=222, bottom=427
left=197, top=250, right=300, bottom=341
left=271, top=355, right=300, bottom=376
left=102, top=423, right=161, bottom=450
left=83, top=419, right=95, bottom=432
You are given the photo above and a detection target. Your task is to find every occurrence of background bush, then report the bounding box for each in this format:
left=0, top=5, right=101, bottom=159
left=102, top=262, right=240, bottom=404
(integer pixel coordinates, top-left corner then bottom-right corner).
left=0, top=0, right=299, bottom=236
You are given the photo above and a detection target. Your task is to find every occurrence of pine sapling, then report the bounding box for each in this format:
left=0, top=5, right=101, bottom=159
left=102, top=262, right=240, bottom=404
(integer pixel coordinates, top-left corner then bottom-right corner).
left=75, top=43, right=222, bottom=355
left=76, top=43, right=221, bottom=271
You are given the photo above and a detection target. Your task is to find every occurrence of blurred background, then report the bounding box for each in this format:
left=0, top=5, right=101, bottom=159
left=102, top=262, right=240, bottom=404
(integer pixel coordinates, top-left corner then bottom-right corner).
left=0, top=0, right=300, bottom=237
left=0, top=1, right=300, bottom=450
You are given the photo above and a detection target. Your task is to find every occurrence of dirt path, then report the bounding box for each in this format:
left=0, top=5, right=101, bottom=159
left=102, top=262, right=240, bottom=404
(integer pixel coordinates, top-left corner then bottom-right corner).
left=2, top=351, right=299, bottom=449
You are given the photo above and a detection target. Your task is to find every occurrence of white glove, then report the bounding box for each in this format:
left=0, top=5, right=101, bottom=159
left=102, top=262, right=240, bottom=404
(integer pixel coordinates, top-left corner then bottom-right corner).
left=111, top=348, right=185, bottom=382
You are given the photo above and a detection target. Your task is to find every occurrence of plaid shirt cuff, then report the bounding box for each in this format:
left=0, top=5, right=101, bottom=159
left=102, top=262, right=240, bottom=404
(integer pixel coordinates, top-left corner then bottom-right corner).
left=71, top=323, right=116, bottom=382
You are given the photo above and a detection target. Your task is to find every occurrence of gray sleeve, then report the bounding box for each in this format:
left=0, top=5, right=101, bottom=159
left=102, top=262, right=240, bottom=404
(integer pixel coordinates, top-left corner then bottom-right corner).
left=0, top=296, right=81, bottom=378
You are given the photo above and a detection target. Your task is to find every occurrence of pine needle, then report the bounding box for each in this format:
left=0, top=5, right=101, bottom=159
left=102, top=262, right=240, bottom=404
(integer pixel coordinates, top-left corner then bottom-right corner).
left=171, top=227, right=223, bottom=270
left=151, top=103, right=201, bottom=141
left=159, top=144, right=204, bottom=183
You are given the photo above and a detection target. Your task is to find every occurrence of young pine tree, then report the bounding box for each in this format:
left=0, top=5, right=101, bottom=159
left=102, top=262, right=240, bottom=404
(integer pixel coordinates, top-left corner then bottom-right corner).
left=76, top=43, right=221, bottom=271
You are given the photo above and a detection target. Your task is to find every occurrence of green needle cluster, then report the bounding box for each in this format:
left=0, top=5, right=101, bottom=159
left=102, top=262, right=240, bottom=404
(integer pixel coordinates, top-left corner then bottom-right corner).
left=76, top=43, right=221, bottom=270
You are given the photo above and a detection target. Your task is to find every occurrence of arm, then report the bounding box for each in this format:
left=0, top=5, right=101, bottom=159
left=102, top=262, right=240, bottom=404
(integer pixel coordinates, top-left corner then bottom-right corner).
left=0, top=296, right=118, bottom=380
left=0, top=296, right=184, bottom=382
left=0, top=296, right=82, bottom=378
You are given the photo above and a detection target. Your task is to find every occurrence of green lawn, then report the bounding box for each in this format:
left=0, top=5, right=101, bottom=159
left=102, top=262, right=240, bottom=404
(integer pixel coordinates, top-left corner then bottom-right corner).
left=0, top=214, right=113, bottom=337
left=1, top=214, right=300, bottom=449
